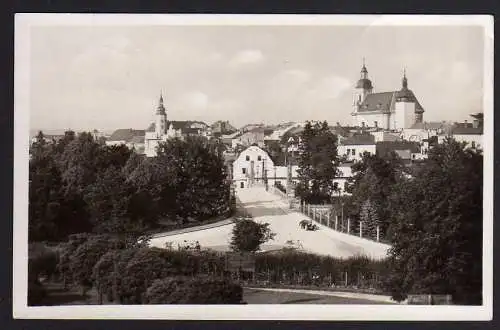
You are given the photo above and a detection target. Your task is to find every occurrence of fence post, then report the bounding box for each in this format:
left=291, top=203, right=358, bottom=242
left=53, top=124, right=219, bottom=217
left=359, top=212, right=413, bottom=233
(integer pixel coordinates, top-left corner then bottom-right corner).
left=376, top=225, right=380, bottom=242
left=345, top=271, right=348, bottom=286
left=359, top=221, right=363, bottom=238
left=327, top=213, right=330, bottom=227
left=347, top=217, right=350, bottom=234
left=335, top=215, right=338, bottom=231
left=319, top=211, right=322, bottom=224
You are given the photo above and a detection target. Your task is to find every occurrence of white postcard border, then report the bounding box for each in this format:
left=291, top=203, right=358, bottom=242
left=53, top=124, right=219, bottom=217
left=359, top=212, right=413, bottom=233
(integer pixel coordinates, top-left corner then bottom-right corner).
left=13, top=14, right=494, bottom=321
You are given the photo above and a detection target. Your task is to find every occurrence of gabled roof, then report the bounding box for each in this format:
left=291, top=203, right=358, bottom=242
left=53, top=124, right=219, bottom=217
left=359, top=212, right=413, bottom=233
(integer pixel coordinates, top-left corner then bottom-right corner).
left=108, top=129, right=145, bottom=142
left=341, top=134, right=375, bottom=146
left=358, top=92, right=395, bottom=113
left=358, top=90, right=424, bottom=113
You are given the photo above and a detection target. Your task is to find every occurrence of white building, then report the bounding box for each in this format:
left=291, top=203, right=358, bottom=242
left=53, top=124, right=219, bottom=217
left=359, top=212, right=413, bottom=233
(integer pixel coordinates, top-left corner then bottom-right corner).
left=144, top=94, right=209, bottom=157
left=401, top=122, right=447, bottom=143
left=106, top=129, right=145, bottom=152
left=351, top=61, right=424, bottom=130
left=338, top=134, right=377, bottom=162
left=232, top=146, right=275, bottom=189
left=438, top=113, right=483, bottom=150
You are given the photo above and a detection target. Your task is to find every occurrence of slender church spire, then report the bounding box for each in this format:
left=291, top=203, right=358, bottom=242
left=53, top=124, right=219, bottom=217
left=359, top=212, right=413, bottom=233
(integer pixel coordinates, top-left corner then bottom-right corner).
left=156, top=91, right=166, bottom=115
left=402, top=68, right=408, bottom=89
left=360, top=57, right=368, bottom=79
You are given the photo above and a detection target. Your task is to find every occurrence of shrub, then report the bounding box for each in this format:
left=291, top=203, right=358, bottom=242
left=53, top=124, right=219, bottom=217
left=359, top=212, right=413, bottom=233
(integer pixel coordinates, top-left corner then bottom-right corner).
left=230, top=219, right=275, bottom=252
left=144, top=276, right=243, bottom=304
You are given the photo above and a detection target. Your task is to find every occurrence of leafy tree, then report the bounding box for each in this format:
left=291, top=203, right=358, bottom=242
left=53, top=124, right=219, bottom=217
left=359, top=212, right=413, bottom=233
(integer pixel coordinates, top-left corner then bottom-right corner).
left=386, top=138, right=482, bottom=304
left=155, top=136, right=231, bottom=222
left=296, top=121, right=340, bottom=204
left=68, top=234, right=126, bottom=294
left=230, top=219, right=276, bottom=252
left=346, top=152, right=405, bottom=239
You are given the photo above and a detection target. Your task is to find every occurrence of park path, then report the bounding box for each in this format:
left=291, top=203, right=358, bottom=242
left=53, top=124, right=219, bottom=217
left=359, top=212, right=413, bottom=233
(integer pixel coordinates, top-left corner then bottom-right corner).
left=149, top=187, right=390, bottom=260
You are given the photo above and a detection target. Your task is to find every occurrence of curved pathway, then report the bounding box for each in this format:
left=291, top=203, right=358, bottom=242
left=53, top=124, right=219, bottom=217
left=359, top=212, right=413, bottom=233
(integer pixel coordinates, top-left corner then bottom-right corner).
left=149, top=187, right=390, bottom=260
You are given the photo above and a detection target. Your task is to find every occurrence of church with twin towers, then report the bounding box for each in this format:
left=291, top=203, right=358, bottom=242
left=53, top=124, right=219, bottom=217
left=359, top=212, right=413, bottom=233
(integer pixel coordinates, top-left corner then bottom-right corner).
left=351, top=59, right=425, bottom=130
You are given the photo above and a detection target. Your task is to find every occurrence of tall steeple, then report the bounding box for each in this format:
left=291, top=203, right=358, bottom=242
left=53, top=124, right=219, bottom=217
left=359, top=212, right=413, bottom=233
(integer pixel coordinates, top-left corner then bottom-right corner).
left=360, top=57, right=368, bottom=79
left=402, top=68, right=408, bottom=90
left=156, top=91, right=166, bottom=115
left=155, top=91, right=167, bottom=135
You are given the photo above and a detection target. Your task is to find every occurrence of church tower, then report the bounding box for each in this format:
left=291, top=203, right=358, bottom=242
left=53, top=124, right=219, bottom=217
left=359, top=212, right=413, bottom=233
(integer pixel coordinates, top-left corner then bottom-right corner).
left=155, top=92, right=167, bottom=137
left=394, top=69, right=416, bottom=129
left=352, top=58, right=373, bottom=111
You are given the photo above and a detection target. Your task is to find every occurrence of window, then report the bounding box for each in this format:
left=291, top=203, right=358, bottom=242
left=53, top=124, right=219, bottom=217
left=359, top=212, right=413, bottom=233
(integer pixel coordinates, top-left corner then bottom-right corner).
left=374, top=121, right=378, bottom=127
left=352, top=149, right=356, bottom=156
left=346, top=148, right=350, bottom=155
left=344, top=182, right=348, bottom=191
left=258, top=155, right=262, bottom=161
left=471, top=141, right=476, bottom=149
left=242, top=168, right=246, bottom=174
left=246, top=155, right=250, bottom=161
left=240, top=182, right=244, bottom=188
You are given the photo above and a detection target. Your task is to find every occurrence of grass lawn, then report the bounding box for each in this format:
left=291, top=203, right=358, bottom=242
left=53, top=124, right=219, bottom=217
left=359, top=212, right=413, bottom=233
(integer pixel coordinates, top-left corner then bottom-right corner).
left=36, top=281, right=388, bottom=306
left=243, top=288, right=391, bottom=304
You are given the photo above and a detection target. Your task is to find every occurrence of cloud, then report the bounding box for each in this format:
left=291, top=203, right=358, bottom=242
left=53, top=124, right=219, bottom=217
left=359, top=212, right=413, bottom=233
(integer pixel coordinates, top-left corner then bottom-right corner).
left=182, top=91, right=209, bottom=110
left=229, top=49, right=265, bottom=67
left=305, top=75, right=351, bottom=100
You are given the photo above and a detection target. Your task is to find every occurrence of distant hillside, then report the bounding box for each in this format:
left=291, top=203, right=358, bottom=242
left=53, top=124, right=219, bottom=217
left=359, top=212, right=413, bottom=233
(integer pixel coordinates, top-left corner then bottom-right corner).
left=30, top=128, right=115, bottom=138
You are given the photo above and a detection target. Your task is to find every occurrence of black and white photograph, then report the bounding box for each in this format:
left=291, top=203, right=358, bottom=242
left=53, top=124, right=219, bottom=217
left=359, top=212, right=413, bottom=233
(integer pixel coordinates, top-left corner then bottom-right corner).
left=13, top=14, right=493, bottom=320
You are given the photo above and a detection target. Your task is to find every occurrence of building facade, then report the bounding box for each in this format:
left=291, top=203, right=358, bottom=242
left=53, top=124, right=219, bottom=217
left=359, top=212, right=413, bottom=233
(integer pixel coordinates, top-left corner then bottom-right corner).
left=144, top=94, right=210, bottom=157
left=351, top=61, right=424, bottom=130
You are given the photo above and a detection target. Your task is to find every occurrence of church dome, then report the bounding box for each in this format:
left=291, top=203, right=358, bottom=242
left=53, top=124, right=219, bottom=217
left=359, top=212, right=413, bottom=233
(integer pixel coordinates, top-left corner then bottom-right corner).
left=355, top=60, right=373, bottom=90
left=356, top=78, right=373, bottom=90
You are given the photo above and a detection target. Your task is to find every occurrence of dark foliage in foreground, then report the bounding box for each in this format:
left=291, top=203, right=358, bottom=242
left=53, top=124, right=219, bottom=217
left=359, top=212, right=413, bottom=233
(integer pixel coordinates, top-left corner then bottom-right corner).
left=144, top=276, right=243, bottom=304
left=386, top=138, right=483, bottom=305
left=29, top=131, right=231, bottom=243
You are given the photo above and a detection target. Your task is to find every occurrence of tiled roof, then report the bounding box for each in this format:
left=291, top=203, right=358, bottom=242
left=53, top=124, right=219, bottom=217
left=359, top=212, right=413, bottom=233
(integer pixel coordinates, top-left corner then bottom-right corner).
left=341, top=134, right=375, bottom=146
left=358, top=92, right=395, bottom=112
left=108, top=129, right=145, bottom=142
left=358, top=90, right=424, bottom=113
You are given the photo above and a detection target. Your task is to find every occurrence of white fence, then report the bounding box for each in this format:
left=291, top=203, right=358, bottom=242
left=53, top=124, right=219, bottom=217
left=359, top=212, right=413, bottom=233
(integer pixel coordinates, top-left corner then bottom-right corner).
left=268, top=187, right=382, bottom=243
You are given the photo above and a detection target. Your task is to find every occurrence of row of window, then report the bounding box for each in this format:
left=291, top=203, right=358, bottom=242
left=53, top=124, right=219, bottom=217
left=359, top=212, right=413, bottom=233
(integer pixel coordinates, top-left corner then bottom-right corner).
left=345, top=149, right=357, bottom=156
left=245, top=155, right=262, bottom=161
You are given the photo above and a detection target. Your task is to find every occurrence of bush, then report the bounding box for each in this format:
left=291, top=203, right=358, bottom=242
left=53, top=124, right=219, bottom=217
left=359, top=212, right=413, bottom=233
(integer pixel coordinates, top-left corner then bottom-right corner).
left=144, top=276, right=243, bottom=304
left=230, top=219, right=275, bottom=252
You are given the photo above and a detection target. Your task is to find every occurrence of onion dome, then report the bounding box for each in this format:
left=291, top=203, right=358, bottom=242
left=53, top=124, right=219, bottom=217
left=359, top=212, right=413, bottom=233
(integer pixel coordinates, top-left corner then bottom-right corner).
left=356, top=59, right=373, bottom=90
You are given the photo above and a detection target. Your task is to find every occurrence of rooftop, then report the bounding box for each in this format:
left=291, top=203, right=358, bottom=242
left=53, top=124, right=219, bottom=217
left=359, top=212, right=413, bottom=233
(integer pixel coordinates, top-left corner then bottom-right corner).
left=108, top=129, right=145, bottom=142
left=341, top=134, right=376, bottom=146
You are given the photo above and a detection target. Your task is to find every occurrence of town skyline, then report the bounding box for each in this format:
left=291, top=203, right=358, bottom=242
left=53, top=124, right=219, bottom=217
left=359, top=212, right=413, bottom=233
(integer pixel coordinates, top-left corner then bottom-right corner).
left=29, top=24, right=484, bottom=132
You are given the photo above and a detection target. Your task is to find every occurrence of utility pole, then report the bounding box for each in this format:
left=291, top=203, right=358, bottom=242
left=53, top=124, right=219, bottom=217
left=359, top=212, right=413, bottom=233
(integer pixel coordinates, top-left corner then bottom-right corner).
left=263, top=158, right=268, bottom=191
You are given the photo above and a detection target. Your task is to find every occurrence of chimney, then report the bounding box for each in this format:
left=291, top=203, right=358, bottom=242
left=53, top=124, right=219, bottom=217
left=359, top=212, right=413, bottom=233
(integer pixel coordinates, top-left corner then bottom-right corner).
left=473, top=119, right=479, bottom=128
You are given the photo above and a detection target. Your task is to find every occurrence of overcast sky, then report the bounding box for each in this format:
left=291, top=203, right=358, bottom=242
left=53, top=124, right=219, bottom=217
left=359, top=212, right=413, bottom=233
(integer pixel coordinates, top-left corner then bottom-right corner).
left=29, top=24, right=484, bottom=132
